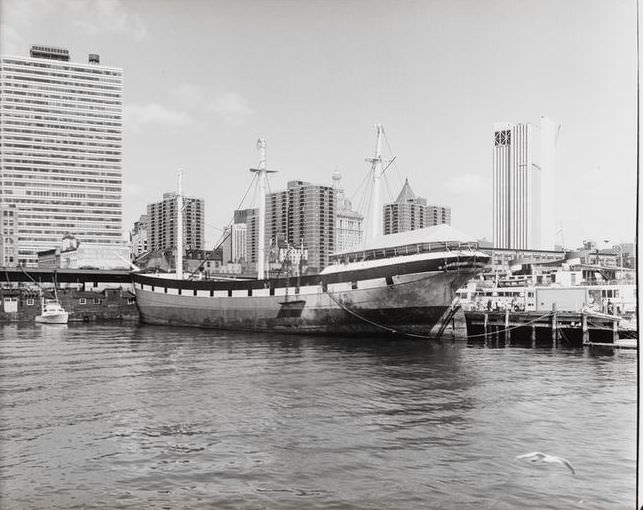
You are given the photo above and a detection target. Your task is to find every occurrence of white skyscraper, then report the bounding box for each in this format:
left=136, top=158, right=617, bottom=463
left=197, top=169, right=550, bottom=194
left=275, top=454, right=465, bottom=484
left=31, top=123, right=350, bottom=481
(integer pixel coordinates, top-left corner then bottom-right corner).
left=492, top=121, right=542, bottom=250
left=0, top=45, right=123, bottom=266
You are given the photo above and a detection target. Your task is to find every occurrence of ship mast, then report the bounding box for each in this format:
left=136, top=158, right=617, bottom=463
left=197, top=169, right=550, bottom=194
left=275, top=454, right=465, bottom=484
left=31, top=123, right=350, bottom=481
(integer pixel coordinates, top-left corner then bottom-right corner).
left=365, top=123, right=385, bottom=239
left=176, top=169, right=183, bottom=280
left=250, top=139, right=277, bottom=280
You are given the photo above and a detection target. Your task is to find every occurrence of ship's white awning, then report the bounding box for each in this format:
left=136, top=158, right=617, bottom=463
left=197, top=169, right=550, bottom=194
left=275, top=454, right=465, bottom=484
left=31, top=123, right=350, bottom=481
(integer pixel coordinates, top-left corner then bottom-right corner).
left=333, top=224, right=476, bottom=256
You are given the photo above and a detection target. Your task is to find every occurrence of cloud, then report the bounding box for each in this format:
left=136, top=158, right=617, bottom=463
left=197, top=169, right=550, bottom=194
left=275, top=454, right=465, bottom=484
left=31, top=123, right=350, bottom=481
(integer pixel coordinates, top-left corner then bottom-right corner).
left=172, top=83, right=206, bottom=109
left=443, top=173, right=488, bottom=195
left=209, top=93, right=254, bottom=126
left=172, top=85, right=255, bottom=126
left=72, top=0, right=148, bottom=40
left=124, top=103, right=192, bottom=132
left=0, top=0, right=148, bottom=42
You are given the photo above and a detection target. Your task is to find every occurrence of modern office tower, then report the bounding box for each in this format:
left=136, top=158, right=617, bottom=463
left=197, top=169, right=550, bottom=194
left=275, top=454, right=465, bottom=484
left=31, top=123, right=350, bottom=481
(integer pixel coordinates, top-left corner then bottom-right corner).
left=0, top=45, right=123, bottom=266
left=146, top=192, right=204, bottom=252
left=332, top=172, right=363, bottom=253
left=426, top=205, right=451, bottom=226
left=229, top=208, right=257, bottom=264
left=383, top=179, right=428, bottom=235
left=129, top=214, right=149, bottom=259
left=265, top=180, right=335, bottom=272
left=493, top=120, right=550, bottom=250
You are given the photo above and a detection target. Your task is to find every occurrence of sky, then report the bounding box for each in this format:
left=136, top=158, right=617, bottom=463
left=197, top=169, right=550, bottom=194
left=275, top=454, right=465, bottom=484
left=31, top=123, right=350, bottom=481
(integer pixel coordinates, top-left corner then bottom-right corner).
left=0, top=0, right=638, bottom=249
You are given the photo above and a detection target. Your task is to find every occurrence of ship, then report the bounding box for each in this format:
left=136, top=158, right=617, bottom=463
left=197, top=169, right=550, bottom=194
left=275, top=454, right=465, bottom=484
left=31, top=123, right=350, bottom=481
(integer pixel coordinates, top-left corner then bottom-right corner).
left=133, top=126, right=490, bottom=336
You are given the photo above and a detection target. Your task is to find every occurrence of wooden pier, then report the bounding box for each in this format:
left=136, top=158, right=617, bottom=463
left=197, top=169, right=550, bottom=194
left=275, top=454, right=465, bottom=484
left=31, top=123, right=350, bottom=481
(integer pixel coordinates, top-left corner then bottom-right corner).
left=464, top=307, right=637, bottom=348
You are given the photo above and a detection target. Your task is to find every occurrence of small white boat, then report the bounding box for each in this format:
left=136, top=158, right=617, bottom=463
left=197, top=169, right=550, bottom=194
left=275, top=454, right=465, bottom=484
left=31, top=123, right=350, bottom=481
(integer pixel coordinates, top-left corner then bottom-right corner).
left=35, top=298, right=69, bottom=324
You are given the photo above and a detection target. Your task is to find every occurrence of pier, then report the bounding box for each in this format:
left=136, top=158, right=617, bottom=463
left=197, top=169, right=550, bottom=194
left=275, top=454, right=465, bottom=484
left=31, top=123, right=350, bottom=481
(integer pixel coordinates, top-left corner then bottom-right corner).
left=464, top=307, right=636, bottom=348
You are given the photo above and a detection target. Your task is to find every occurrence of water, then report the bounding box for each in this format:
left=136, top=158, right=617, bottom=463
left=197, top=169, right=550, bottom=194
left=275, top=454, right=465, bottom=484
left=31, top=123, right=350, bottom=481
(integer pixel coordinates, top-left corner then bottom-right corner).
left=0, top=324, right=636, bottom=509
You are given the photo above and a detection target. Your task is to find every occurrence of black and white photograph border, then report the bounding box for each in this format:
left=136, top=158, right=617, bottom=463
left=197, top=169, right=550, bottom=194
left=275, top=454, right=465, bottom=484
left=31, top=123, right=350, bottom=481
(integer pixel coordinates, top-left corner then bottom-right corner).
left=0, top=1, right=639, bottom=509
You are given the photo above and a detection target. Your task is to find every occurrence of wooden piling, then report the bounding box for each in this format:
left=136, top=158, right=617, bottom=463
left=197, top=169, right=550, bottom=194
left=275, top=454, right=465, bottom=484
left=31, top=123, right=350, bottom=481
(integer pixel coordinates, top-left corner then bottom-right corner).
left=612, top=317, right=618, bottom=343
left=551, top=303, right=558, bottom=347
left=505, top=308, right=511, bottom=344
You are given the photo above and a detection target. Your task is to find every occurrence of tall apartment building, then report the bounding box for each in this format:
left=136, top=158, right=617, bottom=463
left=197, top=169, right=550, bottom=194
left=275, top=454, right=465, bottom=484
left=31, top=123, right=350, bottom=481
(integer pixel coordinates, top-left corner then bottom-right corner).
left=266, top=180, right=335, bottom=272
left=426, top=205, right=451, bottom=226
left=332, top=172, right=363, bottom=253
left=383, top=179, right=451, bottom=235
left=492, top=121, right=542, bottom=250
left=146, top=192, right=204, bottom=252
left=0, top=45, right=123, bottom=266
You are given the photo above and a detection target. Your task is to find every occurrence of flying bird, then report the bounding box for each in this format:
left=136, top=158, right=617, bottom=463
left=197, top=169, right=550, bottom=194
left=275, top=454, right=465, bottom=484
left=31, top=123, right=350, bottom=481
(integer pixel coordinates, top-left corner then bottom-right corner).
left=516, top=451, right=576, bottom=475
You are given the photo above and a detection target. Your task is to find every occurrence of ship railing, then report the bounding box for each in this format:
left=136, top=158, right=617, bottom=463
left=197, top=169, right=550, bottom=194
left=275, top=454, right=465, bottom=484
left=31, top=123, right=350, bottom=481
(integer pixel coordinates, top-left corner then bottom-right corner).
left=329, top=241, right=480, bottom=264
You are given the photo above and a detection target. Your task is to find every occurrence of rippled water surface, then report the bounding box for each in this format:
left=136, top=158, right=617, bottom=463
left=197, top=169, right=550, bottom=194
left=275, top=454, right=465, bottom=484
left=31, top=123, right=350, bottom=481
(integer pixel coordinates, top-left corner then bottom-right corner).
left=0, top=324, right=636, bottom=509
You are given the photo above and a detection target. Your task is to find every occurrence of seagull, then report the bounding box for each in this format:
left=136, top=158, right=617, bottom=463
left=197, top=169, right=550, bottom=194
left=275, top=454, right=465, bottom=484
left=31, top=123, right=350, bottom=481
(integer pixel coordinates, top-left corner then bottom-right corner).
left=516, top=451, right=576, bottom=475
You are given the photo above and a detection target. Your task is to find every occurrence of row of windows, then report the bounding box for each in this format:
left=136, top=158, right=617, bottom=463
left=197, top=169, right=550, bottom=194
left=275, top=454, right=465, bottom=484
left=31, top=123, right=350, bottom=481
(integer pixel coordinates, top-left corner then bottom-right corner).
left=2, top=137, right=121, bottom=151
left=3, top=168, right=121, bottom=181
left=2, top=59, right=122, bottom=77
left=3, top=82, right=121, bottom=99
left=2, top=67, right=122, bottom=86
left=3, top=89, right=122, bottom=106
left=3, top=126, right=121, bottom=142
left=3, top=158, right=120, bottom=169
left=2, top=103, right=122, bottom=120
left=2, top=111, right=121, bottom=129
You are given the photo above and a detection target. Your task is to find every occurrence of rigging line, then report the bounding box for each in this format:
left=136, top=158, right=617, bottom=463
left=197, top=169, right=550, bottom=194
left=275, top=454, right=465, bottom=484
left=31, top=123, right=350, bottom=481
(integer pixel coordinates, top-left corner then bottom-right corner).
left=382, top=129, right=404, bottom=188
left=187, top=172, right=260, bottom=279
left=348, top=169, right=372, bottom=204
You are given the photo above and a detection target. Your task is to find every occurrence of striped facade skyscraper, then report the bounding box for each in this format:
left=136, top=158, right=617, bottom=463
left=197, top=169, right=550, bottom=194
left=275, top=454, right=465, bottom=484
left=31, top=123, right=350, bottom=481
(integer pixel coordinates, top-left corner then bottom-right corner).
left=492, top=121, right=542, bottom=250
left=0, top=45, right=124, bottom=266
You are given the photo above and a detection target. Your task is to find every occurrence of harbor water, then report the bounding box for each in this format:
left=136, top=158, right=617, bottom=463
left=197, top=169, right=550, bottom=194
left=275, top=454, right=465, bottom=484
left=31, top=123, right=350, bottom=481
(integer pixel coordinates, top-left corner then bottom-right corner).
left=0, top=324, right=636, bottom=509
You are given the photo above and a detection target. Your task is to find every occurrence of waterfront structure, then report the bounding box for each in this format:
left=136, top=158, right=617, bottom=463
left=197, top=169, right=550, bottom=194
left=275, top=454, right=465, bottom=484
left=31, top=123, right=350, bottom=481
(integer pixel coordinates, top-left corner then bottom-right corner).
left=0, top=45, right=123, bottom=266
left=332, top=172, right=363, bottom=254
left=37, top=234, right=129, bottom=269
left=265, top=180, right=335, bottom=273
left=129, top=214, right=148, bottom=259
left=146, top=192, right=204, bottom=252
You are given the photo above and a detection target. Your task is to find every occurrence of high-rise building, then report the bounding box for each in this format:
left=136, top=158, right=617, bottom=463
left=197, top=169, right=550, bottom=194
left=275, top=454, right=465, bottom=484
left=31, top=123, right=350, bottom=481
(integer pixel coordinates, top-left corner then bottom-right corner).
left=0, top=45, right=123, bottom=266
left=129, top=214, right=148, bottom=259
left=332, top=172, right=363, bottom=254
left=0, top=203, right=19, bottom=266
left=493, top=120, right=553, bottom=250
left=266, top=180, right=335, bottom=272
left=146, top=192, right=204, bottom=252
left=426, top=205, right=451, bottom=227
left=383, top=179, right=422, bottom=234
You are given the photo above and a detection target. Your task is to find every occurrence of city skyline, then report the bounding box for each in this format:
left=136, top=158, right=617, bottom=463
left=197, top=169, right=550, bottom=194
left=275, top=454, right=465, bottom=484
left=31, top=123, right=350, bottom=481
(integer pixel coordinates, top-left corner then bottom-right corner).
left=0, top=0, right=637, bottom=250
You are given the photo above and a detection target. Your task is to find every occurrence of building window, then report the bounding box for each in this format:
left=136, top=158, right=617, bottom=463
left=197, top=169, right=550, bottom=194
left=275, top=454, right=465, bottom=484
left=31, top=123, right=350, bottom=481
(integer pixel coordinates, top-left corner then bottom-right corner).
left=26, top=299, right=34, bottom=306
left=79, top=298, right=87, bottom=304
left=94, top=298, right=101, bottom=304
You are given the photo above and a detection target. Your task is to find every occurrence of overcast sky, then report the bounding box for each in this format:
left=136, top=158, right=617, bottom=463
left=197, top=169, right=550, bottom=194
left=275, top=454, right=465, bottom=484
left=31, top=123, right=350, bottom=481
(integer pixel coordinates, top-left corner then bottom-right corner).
left=1, top=0, right=637, bottom=249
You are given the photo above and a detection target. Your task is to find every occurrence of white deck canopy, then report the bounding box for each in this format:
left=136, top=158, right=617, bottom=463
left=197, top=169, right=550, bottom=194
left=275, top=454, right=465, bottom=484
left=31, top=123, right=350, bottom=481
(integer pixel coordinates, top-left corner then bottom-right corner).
left=333, top=224, right=477, bottom=256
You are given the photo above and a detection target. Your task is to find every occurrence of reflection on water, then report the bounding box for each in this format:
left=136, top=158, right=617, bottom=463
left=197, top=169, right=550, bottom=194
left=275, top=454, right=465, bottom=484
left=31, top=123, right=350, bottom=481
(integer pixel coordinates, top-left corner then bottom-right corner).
left=0, top=323, right=636, bottom=509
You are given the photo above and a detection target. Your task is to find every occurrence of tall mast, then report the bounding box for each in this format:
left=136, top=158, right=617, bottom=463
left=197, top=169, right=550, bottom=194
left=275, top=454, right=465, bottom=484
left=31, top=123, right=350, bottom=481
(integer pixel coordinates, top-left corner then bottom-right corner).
left=250, top=138, right=276, bottom=280
left=365, top=123, right=384, bottom=239
left=176, top=169, right=183, bottom=280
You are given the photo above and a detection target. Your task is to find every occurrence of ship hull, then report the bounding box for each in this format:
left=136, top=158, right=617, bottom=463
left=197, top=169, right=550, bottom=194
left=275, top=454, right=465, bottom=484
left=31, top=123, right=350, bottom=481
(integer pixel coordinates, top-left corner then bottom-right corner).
left=133, top=252, right=488, bottom=337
